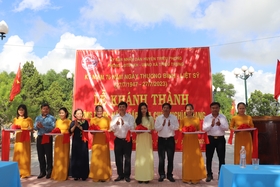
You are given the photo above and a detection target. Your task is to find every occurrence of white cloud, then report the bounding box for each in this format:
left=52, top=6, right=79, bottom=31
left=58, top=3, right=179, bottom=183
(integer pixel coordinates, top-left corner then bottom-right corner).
left=80, top=0, right=199, bottom=28
left=40, top=32, right=103, bottom=73
left=28, top=17, right=70, bottom=42
left=0, top=33, right=103, bottom=74
left=80, top=0, right=280, bottom=35
left=79, top=0, right=280, bottom=67
left=0, top=35, right=39, bottom=72
left=195, top=0, right=280, bottom=37
left=222, top=70, right=275, bottom=103
left=14, top=0, right=51, bottom=12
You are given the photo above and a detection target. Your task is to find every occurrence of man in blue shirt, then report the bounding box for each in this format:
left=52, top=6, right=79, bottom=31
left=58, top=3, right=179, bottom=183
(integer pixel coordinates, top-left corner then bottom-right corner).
left=34, top=103, right=55, bottom=179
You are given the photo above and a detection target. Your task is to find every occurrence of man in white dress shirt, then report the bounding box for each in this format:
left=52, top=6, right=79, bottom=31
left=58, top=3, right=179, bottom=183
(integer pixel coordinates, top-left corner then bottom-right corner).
left=110, top=101, right=135, bottom=182
left=155, top=103, right=179, bottom=182
left=203, top=102, right=229, bottom=182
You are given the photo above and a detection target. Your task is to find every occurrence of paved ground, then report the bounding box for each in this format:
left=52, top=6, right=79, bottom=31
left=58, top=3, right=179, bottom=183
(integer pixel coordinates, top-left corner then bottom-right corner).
left=1, top=133, right=234, bottom=187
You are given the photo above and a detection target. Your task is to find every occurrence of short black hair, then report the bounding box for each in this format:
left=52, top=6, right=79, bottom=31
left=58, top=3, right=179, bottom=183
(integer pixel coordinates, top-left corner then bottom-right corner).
left=162, top=103, right=172, bottom=109
left=118, top=101, right=128, bottom=108
left=41, top=103, right=50, bottom=109
left=237, top=102, right=246, bottom=108
left=210, top=102, right=220, bottom=108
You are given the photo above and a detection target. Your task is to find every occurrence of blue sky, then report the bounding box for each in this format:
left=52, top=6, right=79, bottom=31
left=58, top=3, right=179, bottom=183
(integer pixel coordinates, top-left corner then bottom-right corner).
left=0, top=0, right=279, bottom=102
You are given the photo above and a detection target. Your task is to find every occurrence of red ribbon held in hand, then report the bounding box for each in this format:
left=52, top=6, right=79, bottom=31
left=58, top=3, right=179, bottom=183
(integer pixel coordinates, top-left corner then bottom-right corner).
left=228, top=124, right=251, bottom=145
left=89, top=124, right=110, bottom=142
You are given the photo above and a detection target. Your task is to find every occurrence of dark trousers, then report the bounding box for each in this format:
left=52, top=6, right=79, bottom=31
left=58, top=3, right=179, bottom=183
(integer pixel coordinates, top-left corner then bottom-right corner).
left=206, top=136, right=226, bottom=175
left=114, top=137, right=132, bottom=178
left=157, top=136, right=175, bottom=177
left=36, top=135, right=53, bottom=174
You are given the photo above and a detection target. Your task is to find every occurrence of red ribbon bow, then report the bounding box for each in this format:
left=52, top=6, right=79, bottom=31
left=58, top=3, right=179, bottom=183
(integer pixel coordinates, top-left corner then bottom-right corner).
left=51, top=128, right=61, bottom=133
left=182, top=125, right=196, bottom=132
left=135, top=124, right=148, bottom=130
left=238, top=124, right=251, bottom=129
left=11, top=124, right=21, bottom=129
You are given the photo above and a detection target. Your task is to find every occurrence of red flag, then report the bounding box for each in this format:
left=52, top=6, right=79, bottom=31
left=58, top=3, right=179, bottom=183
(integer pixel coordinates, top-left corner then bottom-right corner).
left=230, top=100, right=236, bottom=115
left=9, top=64, right=21, bottom=101
left=274, top=60, right=280, bottom=100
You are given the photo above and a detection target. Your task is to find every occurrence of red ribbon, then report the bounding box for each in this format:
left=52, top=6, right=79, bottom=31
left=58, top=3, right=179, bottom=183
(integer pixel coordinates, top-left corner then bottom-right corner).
left=82, top=131, right=88, bottom=142
left=252, top=128, right=259, bottom=158
left=20, top=130, right=30, bottom=142
left=227, top=124, right=258, bottom=158
left=135, top=124, right=148, bottom=130
left=1, top=130, right=11, bottom=161
left=89, top=124, right=110, bottom=143
left=228, top=124, right=251, bottom=145
left=125, top=130, right=131, bottom=142
left=63, top=133, right=70, bottom=144
left=41, top=134, right=50, bottom=144
left=181, top=125, right=209, bottom=145
left=203, top=133, right=210, bottom=144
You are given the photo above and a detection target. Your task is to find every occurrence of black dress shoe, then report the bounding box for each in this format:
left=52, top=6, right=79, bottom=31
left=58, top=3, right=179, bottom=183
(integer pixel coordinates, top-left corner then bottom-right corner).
left=138, top=181, right=143, bottom=183
left=114, top=176, right=124, bottom=181
left=167, top=176, right=175, bottom=182
left=144, top=181, right=149, bottom=184
left=37, top=173, right=46, bottom=179
left=46, top=173, right=51, bottom=179
left=125, top=177, right=131, bottom=182
left=74, top=178, right=79, bottom=181
left=158, top=176, right=165, bottom=182
left=82, top=178, right=87, bottom=181
left=206, top=175, right=213, bottom=182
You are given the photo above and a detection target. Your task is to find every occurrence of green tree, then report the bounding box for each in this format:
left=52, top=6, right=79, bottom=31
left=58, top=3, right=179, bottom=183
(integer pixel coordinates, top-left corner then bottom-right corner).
left=0, top=71, right=16, bottom=126
left=212, top=73, right=236, bottom=121
left=247, top=90, right=278, bottom=116
left=44, top=81, right=65, bottom=118
left=20, top=61, right=45, bottom=119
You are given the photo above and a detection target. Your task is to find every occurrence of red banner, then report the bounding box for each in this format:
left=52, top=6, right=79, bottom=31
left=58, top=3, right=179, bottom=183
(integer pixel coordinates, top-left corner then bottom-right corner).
left=74, top=48, right=212, bottom=151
